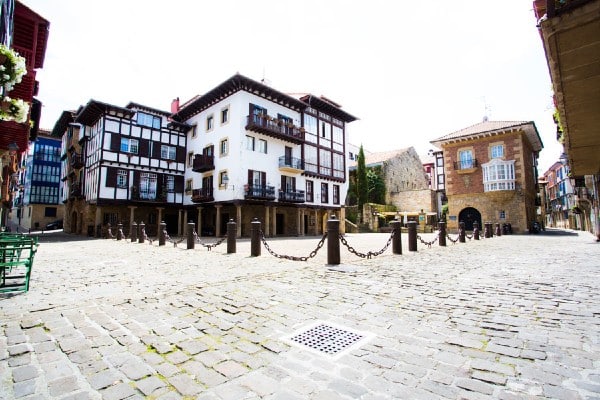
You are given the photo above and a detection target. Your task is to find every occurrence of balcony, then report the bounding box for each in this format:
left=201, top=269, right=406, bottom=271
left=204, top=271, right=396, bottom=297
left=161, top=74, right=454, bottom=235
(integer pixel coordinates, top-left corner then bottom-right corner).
left=245, top=115, right=304, bottom=144
left=131, top=187, right=167, bottom=202
left=278, top=156, right=304, bottom=173
left=70, top=153, right=84, bottom=169
left=279, top=190, right=306, bottom=203
left=245, top=185, right=276, bottom=201
left=453, top=159, right=479, bottom=171
left=191, top=187, right=214, bottom=203
left=192, top=154, right=215, bottom=172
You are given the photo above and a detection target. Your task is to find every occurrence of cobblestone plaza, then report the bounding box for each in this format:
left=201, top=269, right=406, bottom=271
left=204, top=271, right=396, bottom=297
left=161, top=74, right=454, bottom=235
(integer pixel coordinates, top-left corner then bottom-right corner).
left=1, top=229, right=599, bottom=399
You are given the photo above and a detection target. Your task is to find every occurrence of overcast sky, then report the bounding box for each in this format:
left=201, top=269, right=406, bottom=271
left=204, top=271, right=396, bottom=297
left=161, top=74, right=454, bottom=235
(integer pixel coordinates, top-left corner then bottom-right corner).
left=21, top=0, right=561, bottom=172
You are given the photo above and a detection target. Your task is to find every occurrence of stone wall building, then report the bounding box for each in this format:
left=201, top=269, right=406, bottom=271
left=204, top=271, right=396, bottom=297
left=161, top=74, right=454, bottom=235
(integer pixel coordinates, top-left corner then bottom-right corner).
left=430, top=120, right=543, bottom=233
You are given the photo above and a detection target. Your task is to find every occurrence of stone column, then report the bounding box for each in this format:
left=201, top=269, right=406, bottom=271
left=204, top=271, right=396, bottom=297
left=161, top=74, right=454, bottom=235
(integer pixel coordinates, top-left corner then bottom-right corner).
left=339, top=206, right=346, bottom=234
left=236, top=204, right=242, bottom=237
left=300, top=208, right=305, bottom=236
left=178, top=209, right=183, bottom=236
left=128, top=206, right=136, bottom=226
left=264, top=206, right=270, bottom=237
left=197, top=207, right=203, bottom=236
left=314, top=209, right=319, bottom=235
left=271, top=206, right=277, bottom=236
left=297, top=208, right=302, bottom=236
left=157, top=207, right=163, bottom=229
left=215, top=205, right=222, bottom=237
left=183, top=209, right=188, bottom=236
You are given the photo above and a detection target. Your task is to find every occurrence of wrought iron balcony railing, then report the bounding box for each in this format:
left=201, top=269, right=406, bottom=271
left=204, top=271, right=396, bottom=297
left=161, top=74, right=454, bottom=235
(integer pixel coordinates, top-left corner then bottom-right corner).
left=244, top=184, right=276, bottom=200
left=191, top=187, right=214, bottom=203
left=453, top=159, right=479, bottom=170
left=70, top=153, right=84, bottom=169
left=192, top=154, right=215, bottom=172
left=278, top=190, right=306, bottom=203
left=246, top=115, right=304, bottom=144
left=278, top=156, right=303, bottom=171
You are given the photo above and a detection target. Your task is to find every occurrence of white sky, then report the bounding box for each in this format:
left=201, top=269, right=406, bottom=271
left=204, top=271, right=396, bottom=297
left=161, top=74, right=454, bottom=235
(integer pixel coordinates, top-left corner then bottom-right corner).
left=21, top=0, right=561, bottom=172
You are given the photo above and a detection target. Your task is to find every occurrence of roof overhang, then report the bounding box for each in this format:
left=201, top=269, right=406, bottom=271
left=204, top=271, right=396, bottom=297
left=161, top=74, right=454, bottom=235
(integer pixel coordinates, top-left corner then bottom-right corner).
left=535, top=0, right=600, bottom=175
left=300, top=94, right=358, bottom=123
left=75, top=100, right=135, bottom=126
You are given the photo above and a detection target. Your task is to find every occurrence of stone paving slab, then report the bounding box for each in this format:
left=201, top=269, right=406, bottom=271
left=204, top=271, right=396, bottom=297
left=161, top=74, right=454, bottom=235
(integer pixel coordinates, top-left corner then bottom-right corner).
left=1, top=229, right=599, bottom=399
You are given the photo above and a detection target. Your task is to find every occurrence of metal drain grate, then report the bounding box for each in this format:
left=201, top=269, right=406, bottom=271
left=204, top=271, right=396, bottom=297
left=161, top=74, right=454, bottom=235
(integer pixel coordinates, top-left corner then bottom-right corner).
left=287, top=323, right=368, bottom=356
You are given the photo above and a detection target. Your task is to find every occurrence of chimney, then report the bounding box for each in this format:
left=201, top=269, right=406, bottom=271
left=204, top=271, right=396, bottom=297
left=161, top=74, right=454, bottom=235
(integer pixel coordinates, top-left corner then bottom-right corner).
left=171, top=97, right=180, bottom=114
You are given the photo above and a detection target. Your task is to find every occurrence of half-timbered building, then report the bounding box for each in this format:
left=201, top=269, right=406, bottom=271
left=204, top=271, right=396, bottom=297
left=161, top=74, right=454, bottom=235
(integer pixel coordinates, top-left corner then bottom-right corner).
left=173, top=74, right=357, bottom=237
left=52, top=101, right=189, bottom=236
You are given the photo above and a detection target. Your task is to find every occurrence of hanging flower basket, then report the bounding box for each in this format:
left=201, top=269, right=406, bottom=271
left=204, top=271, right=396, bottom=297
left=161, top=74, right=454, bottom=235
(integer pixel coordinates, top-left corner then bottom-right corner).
left=0, top=96, right=30, bottom=123
left=0, top=45, right=27, bottom=92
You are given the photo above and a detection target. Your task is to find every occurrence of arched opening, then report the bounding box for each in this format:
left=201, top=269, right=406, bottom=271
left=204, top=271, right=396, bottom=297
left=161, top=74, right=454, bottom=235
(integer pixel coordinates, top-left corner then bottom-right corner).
left=70, top=211, right=78, bottom=233
left=458, top=207, right=482, bottom=231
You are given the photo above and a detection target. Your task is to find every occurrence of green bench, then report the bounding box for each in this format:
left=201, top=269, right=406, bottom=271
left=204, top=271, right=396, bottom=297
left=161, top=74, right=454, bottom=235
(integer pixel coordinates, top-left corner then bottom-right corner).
left=0, top=234, right=39, bottom=293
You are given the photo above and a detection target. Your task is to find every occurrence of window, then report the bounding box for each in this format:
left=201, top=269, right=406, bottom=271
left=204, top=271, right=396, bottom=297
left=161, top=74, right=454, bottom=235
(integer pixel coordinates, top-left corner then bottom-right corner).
left=103, top=213, right=118, bottom=226
left=137, top=112, right=161, bottom=129
left=499, top=210, right=506, bottom=219
left=321, top=183, right=328, bottom=203
left=117, top=170, right=127, bottom=188
left=191, top=124, right=197, bottom=138
left=219, top=171, right=229, bottom=186
left=220, top=138, right=229, bottom=156
left=185, top=179, right=193, bottom=194
left=44, top=207, right=57, bottom=217
left=333, top=185, right=340, bottom=205
left=139, top=172, right=157, bottom=199
left=349, top=152, right=354, bottom=160
left=458, top=149, right=474, bottom=169
left=306, top=180, right=314, bottom=202
left=482, top=159, right=516, bottom=192
left=257, top=139, right=267, bottom=154
left=166, top=176, right=174, bottom=192
left=246, top=135, right=255, bottom=151
left=491, top=144, right=504, bottom=159
left=221, top=107, right=229, bottom=124
left=161, top=145, right=176, bottom=160
left=188, top=152, right=194, bottom=167
left=206, top=114, right=214, bottom=131
left=120, top=138, right=139, bottom=154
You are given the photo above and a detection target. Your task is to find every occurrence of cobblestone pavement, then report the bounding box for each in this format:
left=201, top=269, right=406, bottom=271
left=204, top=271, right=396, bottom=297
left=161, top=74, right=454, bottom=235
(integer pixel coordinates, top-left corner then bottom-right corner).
left=1, top=229, right=599, bottom=399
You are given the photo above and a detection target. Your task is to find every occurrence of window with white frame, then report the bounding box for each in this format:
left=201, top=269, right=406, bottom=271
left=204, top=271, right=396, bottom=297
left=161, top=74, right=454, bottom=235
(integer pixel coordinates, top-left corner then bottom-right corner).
left=188, top=152, right=194, bottom=167
left=458, top=149, right=474, bottom=169
left=482, top=158, right=515, bottom=191
left=219, top=170, right=228, bottom=186
left=120, top=138, right=139, bottom=154
left=246, top=135, right=255, bottom=151
left=491, top=144, right=504, bottom=159
left=206, top=114, right=214, bottom=131
left=161, top=145, right=176, bottom=160
left=185, top=179, right=193, bottom=194
left=139, top=172, right=157, bottom=199
left=137, top=112, right=161, bottom=129
left=257, top=139, right=267, bottom=154
left=220, top=138, right=228, bottom=156
left=221, top=107, right=229, bottom=124
left=191, top=124, right=197, bottom=138
left=166, top=175, right=174, bottom=192
left=117, top=170, right=127, bottom=188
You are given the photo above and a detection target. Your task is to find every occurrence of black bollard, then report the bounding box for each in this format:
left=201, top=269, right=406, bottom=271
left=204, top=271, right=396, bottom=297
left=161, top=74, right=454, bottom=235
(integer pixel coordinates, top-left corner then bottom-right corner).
left=251, top=218, right=261, bottom=257
left=408, top=221, right=417, bottom=252
left=459, top=221, right=466, bottom=243
left=473, top=221, right=480, bottom=240
left=438, top=221, right=447, bottom=247
left=327, top=215, right=340, bottom=265
left=390, top=221, right=402, bottom=255
left=227, top=219, right=236, bottom=254
left=484, top=222, right=492, bottom=238
left=187, top=222, right=195, bottom=249
left=495, top=223, right=502, bottom=236
left=159, top=221, right=166, bottom=246
left=131, top=221, right=137, bottom=242
left=139, top=221, right=145, bottom=244
left=117, top=223, right=123, bottom=241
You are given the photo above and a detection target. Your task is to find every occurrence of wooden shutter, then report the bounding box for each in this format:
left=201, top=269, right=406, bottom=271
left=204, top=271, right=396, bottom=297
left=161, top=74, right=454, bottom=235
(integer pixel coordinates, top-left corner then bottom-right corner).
left=176, top=146, right=185, bottom=163
left=247, top=170, right=253, bottom=185
left=292, top=177, right=296, bottom=191
left=139, top=139, right=149, bottom=157
left=110, top=133, right=121, bottom=151
left=280, top=176, right=286, bottom=191
left=261, top=172, right=266, bottom=187
left=175, top=175, right=184, bottom=192
left=106, top=167, right=117, bottom=187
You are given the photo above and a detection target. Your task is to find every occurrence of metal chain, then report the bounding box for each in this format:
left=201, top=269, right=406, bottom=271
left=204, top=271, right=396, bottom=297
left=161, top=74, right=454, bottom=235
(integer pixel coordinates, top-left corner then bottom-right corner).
left=446, top=233, right=460, bottom=244
left=164, top=229, right=186, bottom=247
left=260, top=229, right=327, bottom=261
left=416, top=231, right=440, bottom=248
left=465, top=233, right=474, bottom=240
left=338, top=229, right=395, bottom=259
left=192, top=230, right=226, bottom=251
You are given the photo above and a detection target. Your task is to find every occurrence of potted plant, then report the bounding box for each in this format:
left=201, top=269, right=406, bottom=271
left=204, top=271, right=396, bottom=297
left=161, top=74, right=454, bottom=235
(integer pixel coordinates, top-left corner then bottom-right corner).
left=0, top=96, right=30, bottom=123
left=0, top=44, right=27, bottom=92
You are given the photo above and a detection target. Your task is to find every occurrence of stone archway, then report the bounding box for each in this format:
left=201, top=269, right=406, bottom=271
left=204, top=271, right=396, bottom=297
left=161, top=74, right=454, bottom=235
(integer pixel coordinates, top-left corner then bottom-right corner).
left=70, top=211, right=78, bottom=233
left=458, top=207, right=482, bottom=231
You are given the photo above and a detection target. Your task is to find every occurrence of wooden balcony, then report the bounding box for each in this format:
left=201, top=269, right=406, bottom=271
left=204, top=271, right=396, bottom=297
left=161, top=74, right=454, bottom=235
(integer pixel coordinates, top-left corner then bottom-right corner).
left=245, top=185, right=276, bottom=201
left=278, top=190, right=305, bottom=203
left=278, top=156, right=304, bottom=173
left=192, top=154, right=215, bottom=172
left=191, top=187, right=214, bottom=203
left=131, top=187, right=167, bottom=203
left=69, top=182, right=84, bottom=199
left=245, top=115, right=304, bottom=144
left=70, top=153, right=84, bottom=169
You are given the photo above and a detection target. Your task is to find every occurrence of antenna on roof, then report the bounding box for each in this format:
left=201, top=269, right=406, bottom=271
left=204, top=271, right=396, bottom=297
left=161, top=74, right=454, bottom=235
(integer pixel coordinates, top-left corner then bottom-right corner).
left=482, top=96, right=491, bottom=122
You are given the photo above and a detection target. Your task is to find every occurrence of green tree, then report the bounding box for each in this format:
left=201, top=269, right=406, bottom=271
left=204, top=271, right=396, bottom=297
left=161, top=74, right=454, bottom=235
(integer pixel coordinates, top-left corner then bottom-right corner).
left=356, top=145, right=368, bottom=222
left=367, top=167, right=386, bottom=204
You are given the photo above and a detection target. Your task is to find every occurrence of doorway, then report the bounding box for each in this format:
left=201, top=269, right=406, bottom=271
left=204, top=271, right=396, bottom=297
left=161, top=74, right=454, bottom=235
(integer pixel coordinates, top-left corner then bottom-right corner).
left=276, top=213, right=284, bottom=235
left=458, top=207, right=482, bottom=231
